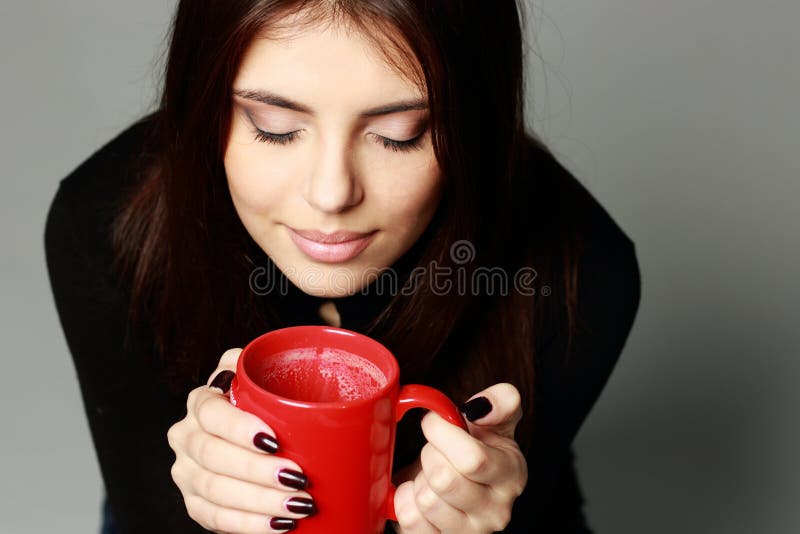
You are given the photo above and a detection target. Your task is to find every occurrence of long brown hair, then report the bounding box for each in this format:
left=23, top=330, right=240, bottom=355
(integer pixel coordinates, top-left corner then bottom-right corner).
left=111, top=0, right=588, bottom=459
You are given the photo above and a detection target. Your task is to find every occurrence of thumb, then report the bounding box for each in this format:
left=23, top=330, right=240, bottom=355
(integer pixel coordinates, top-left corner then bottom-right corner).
left=459, top=383, right=522, bottom=440
left=206, top=347, right=243, bottom=395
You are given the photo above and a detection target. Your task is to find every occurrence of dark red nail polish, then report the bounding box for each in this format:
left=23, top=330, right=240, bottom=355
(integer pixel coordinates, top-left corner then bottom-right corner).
left=270, top=517, right=297, bottom=531
left=209, top=370, right=235, bottom=393
left=460, top=396, right=492, bottom=421
left=286, top=497, right=316, bottom=516
left=277, top=468, right=308, bottom=490
left=254, top=432, right=279, bottom=453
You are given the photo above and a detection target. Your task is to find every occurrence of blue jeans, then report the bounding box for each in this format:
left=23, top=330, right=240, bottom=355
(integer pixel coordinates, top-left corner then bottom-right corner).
left=100, top=496, right=120, bottom=534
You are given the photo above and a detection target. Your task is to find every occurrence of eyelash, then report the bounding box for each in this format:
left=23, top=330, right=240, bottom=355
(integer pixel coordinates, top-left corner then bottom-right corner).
left=252, top=129, right=298, bottom=145
left=250, top=127, right=425, bottom=153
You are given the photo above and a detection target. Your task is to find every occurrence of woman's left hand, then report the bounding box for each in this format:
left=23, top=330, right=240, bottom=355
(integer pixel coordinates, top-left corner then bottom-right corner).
left=391, top=383, right=528, bottom=534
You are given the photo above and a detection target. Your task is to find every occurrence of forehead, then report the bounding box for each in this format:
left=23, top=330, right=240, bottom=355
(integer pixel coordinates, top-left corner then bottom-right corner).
left=234, top=20, right=425, bottom=110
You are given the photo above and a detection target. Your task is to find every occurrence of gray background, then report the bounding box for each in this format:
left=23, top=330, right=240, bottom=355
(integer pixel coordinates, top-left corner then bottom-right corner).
left=1, top=1, right=797, bottom=532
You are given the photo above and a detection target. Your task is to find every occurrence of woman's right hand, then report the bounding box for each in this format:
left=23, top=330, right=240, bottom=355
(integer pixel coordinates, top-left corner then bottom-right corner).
left=167, top=348, right=316, bottom=533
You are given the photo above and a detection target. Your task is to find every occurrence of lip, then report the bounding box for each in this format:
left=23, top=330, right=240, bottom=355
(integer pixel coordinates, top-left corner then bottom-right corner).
left=290, top=228, right=374, bottom=244
left=287, top=227, right=377, bottom=263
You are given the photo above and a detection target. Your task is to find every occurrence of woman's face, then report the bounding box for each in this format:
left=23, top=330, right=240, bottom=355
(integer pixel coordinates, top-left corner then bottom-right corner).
left=225, top=21, right=442, bottom=298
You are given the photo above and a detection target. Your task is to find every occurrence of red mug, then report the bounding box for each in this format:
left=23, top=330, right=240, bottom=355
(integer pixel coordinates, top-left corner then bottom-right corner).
left=229, top=325, right=468, bottom=534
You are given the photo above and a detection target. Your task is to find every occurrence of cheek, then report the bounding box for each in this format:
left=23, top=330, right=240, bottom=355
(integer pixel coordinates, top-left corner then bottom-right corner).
left=374, top=158, right=442, bottom=232
left=224, top=129, right=294, bottom=215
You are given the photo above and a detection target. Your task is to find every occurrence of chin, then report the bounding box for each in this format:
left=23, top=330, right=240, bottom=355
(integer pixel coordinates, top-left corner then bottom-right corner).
left=305, top=263, right=389, bottom=298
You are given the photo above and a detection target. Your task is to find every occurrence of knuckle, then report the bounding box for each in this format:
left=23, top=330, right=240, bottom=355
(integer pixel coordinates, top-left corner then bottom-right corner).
left=396, top=512, right=416, bottom=531
left=207, top=505, right=224, bottom=531
left=511, top=480, right=526, bottom=498
left=428, top=464, right=458, bottom=496
left=395, top=483, right=423, bottom=530
left=187, top=387, right=201, bottom=410
left=413, top=478, right=438, bottom=513
left=166, top=424, right=178, bottom=450
left=458, top=445, right=490, bottom=477
left=194, top=395, right=220, bottom=433
left=419, top=442, right=436, bottom=469
left=397, top=506, right=423, bottom=531
left=415, top=491, right=435, bottom=514
left=394, top=497, right=411, bottom=525
left=513, top=471, right=528, bottom=497
left=490, top=507, right=512, bottom=532
left=195, top=435, right=213, bottom=467
left=186, top=502, right=202, bottom=525
left=185, top=430, right=202, bottom=463
left=473, top=511, right=508, bottom=534
left=197, top=470, right=216, bottom=499
left=184, top=495, right=208, bottom=528
left=205, top=474, right=225, bottom=503
left=170, top=461, right=183, bottom=486
left=509, top=454, right=528, bottom=496
left=493, top=483, right=520, bottom=505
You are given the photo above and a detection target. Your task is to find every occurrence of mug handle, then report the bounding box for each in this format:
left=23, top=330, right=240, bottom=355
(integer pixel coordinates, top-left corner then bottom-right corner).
left=384, top=384, right=469, bottom=522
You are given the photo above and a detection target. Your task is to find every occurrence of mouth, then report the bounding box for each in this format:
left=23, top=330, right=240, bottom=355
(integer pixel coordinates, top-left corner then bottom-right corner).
left=286, top=226, right=377, bottom=264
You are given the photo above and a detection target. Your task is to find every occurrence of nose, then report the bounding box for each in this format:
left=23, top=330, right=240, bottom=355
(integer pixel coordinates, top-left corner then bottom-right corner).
left=302, top=139, right=363, bottom=214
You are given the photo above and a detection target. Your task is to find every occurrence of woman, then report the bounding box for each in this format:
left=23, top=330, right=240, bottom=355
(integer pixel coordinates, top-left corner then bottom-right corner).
left=45, top=1, right=641, bottom=533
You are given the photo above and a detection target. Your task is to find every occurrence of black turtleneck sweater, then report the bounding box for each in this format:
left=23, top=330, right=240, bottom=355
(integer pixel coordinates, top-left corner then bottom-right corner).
left=45, top=116, right=641, bottom=533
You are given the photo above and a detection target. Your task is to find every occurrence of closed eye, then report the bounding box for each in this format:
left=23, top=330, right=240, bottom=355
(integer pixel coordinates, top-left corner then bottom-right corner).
left=251, top=128, right=300, bottom=145
left=373, top=129, right=426, bottom=152
left=249, top=125, right=428, bottom=153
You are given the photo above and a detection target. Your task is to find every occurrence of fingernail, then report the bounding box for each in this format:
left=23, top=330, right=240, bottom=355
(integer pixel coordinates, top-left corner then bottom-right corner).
left=253, top=432, right=279, bottom=453
left=269, top=517, right=297, bottom=531
left=285, top=497, right=316, bottom=516
left=277, top=468, right=308, bottom=490
left=209, top=370, right=235, bottom=393
left=460, top=396, right=492, bottom=421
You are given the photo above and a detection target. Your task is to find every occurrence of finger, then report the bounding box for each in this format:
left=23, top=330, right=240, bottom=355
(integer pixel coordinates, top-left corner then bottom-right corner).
left=394, top=480, right=439, bottom=534
left=194, top=388, right=281, bottom=454
left=420, top=411, right=508, bottom=485
left=189, top=463, right=315, bottom=519
left=185, top=494, right=300, bottom=534
left=412, top=465, right=468, bottom=532
left=208, top=369, right=236, bottom=396
left=205, top=348, right=243, bottom=393
left=216, top=348, right=243, bottom=372
left=184, top=427, right=308, bottom=490
left=418, top=442, right=491, bottom=512
left=460, top=383, right=522, bottom=440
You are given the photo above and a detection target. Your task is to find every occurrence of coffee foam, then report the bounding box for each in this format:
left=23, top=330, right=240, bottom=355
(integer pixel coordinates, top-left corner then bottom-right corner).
left=260, top=347, right=387, bottom=402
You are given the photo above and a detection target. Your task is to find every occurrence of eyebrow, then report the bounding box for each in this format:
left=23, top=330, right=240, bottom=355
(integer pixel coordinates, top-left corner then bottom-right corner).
left=233, top=89, right=428, bottom=117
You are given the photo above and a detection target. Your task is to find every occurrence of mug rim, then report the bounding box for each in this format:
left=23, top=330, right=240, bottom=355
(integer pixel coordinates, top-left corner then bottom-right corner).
left=236, top=325, right=400, bottom=409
